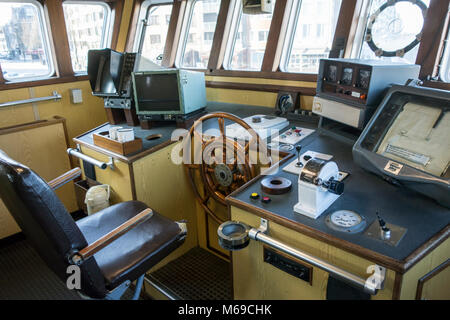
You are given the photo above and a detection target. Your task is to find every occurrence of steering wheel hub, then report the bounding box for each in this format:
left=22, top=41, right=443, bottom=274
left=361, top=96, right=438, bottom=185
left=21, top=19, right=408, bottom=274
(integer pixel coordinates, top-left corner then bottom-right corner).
left=214, top=164, right=233, bottom=187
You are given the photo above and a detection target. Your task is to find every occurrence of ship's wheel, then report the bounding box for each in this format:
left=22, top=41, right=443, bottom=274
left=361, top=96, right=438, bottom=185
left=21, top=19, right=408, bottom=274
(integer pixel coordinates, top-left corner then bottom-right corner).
left=183, top=112, right=272, bottom=224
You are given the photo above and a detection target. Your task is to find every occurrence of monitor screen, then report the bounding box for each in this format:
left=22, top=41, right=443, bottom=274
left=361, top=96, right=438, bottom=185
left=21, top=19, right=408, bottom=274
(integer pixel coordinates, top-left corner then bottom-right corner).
left=133, top=73, right=180, bottom=113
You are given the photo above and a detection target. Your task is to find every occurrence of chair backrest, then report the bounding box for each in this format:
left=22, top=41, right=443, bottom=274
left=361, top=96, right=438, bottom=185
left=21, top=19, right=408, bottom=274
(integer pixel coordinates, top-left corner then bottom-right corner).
left=0, top=150, right=107, bottom=298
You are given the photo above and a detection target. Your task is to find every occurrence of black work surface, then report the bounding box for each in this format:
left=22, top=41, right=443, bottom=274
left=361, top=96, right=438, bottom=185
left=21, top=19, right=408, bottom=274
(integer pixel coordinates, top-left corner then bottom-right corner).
left=228, top=131, right=450, bottom=263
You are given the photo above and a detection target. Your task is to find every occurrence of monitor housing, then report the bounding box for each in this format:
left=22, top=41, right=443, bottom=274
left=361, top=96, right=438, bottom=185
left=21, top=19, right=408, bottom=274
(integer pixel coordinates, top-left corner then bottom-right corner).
left=132, top=69, right=206, bottom=121
left=88, top=48, right=137, bottom=110
left=313, top=59, right=420, bottom=139
left=353, top=84, right=450, bottom=208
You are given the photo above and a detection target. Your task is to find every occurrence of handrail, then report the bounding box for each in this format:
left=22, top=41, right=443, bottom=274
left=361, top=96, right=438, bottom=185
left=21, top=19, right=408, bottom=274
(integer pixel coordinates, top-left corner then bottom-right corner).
left=0, top=91, right=62, bottom=109
left=248, top=222, right=386, bottom=295
left=67, top=148, right=113, bottom=170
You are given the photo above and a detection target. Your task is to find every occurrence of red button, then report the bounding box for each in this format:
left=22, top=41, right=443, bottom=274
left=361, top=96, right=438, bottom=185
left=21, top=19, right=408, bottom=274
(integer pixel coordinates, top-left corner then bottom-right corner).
left=261, top=196, right=271, bottom=204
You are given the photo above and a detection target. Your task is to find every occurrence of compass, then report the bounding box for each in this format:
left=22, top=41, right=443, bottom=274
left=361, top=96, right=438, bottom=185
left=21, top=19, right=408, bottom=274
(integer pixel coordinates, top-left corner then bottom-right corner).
left=325, top=210, right=366, bottom=234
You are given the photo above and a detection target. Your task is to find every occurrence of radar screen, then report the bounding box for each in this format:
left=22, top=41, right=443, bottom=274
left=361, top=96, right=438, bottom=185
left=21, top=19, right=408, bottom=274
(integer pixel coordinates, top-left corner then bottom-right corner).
left=327, top=65, right=337, bottom=82
left=341, top=67, right=353, bottom=86
left=357, top=69, right=371, bottom=89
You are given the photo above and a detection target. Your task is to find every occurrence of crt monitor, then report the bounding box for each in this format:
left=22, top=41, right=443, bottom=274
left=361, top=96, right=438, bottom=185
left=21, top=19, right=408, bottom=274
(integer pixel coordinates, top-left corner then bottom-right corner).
left=87, top=48, right=136, bottom=97
left=132, top=69, right=206, bottom=116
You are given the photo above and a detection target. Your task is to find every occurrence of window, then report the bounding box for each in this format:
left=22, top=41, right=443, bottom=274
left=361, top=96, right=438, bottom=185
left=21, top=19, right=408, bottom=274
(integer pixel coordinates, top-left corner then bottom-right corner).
left=0, top=1, right=54, bottom=81
left=282, top=0, right=342, bottom=74
left=353, top=0, right=430, bottom=64
left=178, top=0, right=220, bottom=69
left=439, top=28, right=450, bottom=82
left=225, top=1, right=276, bottom=71
left=63, top=1, right=112, bottom=73
left=140, top=4, right=173, bottom=65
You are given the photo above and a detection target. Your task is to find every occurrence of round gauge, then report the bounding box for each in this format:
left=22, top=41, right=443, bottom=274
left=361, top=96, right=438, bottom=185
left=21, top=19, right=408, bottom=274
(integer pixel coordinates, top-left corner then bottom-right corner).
left=358, top=70, right=371, bottom=89
left=341, top=68, right=353, bottom=86
left=327, top=65, right=337, bottom=82
left=325, top=210, right=367, bottom=234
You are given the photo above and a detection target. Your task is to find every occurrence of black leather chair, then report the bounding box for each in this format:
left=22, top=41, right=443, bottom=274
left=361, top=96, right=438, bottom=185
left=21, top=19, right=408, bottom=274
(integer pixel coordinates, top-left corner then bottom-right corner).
left=0, top=150, right=187, bottom=299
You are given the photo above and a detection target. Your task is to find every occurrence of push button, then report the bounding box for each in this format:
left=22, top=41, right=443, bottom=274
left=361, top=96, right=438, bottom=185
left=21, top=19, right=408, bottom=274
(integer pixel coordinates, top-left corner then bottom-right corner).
left=261, top=196, right=271, bottom=204
left=250, top=192, right=260, bottom=200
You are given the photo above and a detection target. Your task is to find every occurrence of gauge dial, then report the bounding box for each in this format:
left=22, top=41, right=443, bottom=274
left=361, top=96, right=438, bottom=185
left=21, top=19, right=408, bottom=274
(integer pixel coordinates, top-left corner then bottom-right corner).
left=358, top=70, right=371, bottom=89
left=341, top=67, right=353, bottom=86
left=327, top=65, right=337, bottom=82
left=325, top=210, right=367, bottom=234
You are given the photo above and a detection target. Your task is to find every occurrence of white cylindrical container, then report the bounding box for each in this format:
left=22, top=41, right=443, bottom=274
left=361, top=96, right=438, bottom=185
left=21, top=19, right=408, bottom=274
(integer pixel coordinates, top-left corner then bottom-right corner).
left=85, top=184, right=110, bottom=215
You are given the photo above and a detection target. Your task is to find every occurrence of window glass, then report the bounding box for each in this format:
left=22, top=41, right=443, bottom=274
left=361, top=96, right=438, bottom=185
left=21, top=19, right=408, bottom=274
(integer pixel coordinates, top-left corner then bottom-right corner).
left=180, top=0, right=220, bottom=69
left=140, top=4, right=173, bottom=65
left=63, top=2, right=111, bottom=73
left=284, top=0, right=342, bottom=73
left=356, top=0, right=430, bottom=64
left=227, top=1, right=276, bottom=71
left=439, top=30, right=450, bottom=82
left=0, top=1, right=54, bottom=81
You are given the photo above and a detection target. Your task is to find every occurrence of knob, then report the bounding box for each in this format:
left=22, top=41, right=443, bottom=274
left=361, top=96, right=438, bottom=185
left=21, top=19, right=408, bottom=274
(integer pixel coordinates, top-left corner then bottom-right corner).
left=326, top=178, right=344, bottom=195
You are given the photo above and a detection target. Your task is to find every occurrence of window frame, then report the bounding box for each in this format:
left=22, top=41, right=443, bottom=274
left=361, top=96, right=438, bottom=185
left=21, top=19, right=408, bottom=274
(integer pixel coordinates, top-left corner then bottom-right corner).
left=174, top=0, right=221, bottom=70
left=0, top=0, right=56, bottom=83
left=279, top=0, right=343, bottom=74
left=439, top=25, right=450, bottom=82
left=63, top=0, right=114, bottom=75
left=133, top=0, right=174, bottom=56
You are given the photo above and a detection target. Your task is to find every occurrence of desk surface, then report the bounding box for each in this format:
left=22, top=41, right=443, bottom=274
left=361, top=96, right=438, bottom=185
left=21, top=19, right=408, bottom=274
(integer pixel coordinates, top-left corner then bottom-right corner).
left=74, top=102, right=449, bottom=271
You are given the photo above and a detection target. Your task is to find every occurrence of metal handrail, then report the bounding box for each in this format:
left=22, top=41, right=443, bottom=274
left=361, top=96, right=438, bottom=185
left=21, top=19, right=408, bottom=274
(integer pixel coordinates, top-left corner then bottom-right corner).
left=67, top=148, right=113, bottom=170
left=0, top=91, right=62, bottom=109
left=248, top=220, right=386, bottom=295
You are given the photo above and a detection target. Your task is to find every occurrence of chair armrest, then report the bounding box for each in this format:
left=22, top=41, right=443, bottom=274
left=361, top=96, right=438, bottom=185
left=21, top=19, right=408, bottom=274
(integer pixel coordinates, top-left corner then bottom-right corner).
left=70, top=208, right=154, bottom=265
left=48, top=167, right=82, bottom=190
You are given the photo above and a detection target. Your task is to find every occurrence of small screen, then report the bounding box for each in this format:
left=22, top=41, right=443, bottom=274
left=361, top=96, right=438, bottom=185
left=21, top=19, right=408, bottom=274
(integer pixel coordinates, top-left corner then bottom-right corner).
left=327, top=65, right=337, bottom=82
left=357, top=69, right=371, bottom=89
left=134, top=73, right=180, bottom=112
left=376, top=102, right=450, bottom=177
left=341, top=67, right=353, bottom=85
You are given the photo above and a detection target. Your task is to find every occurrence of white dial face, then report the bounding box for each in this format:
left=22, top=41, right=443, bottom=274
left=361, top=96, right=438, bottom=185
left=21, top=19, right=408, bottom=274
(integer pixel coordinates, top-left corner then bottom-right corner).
left=330, top=210, right=362, bottom=228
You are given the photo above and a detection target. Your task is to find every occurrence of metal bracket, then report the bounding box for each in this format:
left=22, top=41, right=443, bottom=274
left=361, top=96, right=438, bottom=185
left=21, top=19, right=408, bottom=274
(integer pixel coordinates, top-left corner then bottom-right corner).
left=258, top=218, right=268, bottom=234
left=106, top=157, right=114, bottom=170
left=364, top=265, right=387, bottom=293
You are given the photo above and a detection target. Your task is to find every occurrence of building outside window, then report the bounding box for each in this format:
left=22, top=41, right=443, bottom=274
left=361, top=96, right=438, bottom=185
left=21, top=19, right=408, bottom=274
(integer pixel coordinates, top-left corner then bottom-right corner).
left=179, top=0, right=220, bottom=69
left=0, top=1, right=54, bottom=81
left=63, top=1, right=111, bottom=73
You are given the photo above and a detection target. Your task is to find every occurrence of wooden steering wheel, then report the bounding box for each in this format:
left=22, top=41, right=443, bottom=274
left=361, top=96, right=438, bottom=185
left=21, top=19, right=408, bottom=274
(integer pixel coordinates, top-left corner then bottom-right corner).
left=183, top=112, right=272, bottom=224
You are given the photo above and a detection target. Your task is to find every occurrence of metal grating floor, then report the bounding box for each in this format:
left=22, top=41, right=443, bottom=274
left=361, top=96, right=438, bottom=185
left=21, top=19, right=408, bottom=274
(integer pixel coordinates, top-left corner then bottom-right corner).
left=147, top=247, right=232, bottom=300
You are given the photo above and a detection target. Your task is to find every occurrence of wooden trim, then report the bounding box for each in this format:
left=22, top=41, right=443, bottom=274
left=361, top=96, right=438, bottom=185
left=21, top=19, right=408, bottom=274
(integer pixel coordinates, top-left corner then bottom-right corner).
left=48, top=167, right=82, bottom=190
left=0, top=117, right=66, bottom=136
left=207, top=0, right=232, bottom=71
left=207, top=69, right=318, bottom=82
left=0, top=75, right=89, bottom=91
left=261, top=0, right=288, bottom=72
left=78, top=208, right=153, bottom=260
left=422, top=80, right=450, bottom=91
left=415, top=259, right=450, bottom=300
left=206, top=81, right=317, bottom=96
left=125, top=0, right=142, bottom=52
left=402, top=226, right=450, bottom=272
left=416, top=0, right=450, bottom=79
left=162, top=0, right=184, bottom=67
left=128, top=163, right=137, bottom=200
left=329, top=0, right=360, bottom=58
left=392, top=272, right=403, bottom=300
left=45, top=0, right=74, bottom=77
left=109, top=0, right=125, bottom=50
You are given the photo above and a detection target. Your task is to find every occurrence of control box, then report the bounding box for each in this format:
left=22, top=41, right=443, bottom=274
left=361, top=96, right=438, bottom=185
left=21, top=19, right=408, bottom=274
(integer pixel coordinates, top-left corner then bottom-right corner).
left=314, top=59, right=420, bottom=129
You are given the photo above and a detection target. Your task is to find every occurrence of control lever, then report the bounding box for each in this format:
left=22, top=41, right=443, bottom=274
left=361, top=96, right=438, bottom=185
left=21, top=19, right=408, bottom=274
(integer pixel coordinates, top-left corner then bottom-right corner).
left=295, top=145, right=303, bottom=168
left=376, top=212, right=391, bottom=240
left=321, top=177, right=344, bottom=195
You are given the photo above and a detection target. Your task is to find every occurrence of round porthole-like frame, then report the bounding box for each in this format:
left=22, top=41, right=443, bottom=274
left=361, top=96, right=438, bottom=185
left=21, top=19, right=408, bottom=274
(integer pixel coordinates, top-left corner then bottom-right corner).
left=365, top=0, right=428, bottom=57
